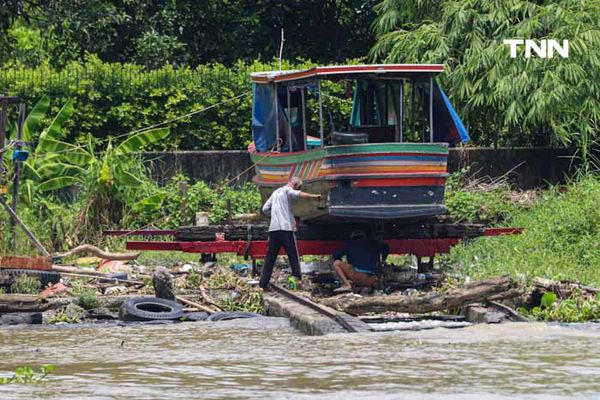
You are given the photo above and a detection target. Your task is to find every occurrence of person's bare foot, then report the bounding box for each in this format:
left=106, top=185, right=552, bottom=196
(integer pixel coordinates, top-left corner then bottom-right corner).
left=333, top=283, right=352, bottom=294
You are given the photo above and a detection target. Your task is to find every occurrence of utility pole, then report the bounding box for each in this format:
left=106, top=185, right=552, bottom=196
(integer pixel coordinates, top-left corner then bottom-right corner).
left=0, top=91, right=21, bottom=248
left=10, top=103, right=26, bottom=250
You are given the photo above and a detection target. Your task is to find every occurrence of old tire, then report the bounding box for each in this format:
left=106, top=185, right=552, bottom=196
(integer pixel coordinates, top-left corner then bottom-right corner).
left=119, top=297, right=183, bottom=322
left=0, top=269, right=60, bottom=290
left=207, top=311, right=262, bottom=321
left=183, top=312, right=209, bottom=321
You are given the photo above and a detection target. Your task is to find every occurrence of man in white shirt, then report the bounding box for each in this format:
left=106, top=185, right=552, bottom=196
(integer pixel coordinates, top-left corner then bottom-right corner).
left=259, top=177, right=321, bottom=290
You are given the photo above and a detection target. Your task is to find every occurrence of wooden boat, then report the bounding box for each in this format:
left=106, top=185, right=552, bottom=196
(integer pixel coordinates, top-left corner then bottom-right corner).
left=249, top=64, right=469, bottom=223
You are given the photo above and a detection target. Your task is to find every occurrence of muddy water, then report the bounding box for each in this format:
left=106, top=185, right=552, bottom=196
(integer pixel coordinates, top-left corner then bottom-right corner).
left=1, top=319, right=600, bottom=399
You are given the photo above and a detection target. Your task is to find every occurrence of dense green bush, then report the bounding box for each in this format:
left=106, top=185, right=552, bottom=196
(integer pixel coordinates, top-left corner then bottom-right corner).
left=450, top=175, right=600, bottom=287
left=0, top=57, right=353, bottom=150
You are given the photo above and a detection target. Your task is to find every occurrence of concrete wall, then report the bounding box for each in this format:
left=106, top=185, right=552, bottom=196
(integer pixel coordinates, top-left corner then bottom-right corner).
left=145, top=147, right=579, bottom=189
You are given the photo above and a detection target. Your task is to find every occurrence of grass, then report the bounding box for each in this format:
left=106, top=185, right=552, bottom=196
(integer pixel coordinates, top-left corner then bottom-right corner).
left=449, top=175, right=600, bottom=287
left=10, top=275, right=41, bottom=294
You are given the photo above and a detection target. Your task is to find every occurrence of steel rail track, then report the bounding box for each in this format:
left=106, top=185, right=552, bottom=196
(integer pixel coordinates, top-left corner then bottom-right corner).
left=270, top=283, right=358, bottom=333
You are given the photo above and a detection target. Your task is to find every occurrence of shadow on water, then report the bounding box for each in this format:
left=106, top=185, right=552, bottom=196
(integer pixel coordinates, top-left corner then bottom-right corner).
left=1, top=319, right=600, bottom=399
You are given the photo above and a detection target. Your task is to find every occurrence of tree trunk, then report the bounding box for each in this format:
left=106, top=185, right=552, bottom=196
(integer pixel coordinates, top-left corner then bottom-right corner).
left=321, top=276, right=521, bottom=315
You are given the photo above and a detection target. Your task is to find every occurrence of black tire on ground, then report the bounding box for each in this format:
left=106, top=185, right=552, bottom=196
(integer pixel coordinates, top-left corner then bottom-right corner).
left=1, top=269, right=61, bottom=290
left=183, top=312, right=209, bottom=321
left=119, top=297, right=184, bottom=322
left=206, top=311, right=262, bottom=321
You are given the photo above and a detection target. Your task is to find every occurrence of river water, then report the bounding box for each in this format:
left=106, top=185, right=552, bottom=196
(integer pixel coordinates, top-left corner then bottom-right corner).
left=1, top=319, right=600, bottom=399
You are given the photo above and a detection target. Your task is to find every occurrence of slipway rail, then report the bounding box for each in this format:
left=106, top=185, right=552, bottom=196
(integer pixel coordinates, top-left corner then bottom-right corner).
left=269, top=283, right=359, bottom=333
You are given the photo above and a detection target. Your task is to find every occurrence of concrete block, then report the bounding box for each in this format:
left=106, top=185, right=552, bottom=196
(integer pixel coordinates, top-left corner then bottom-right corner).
left=465, top=305, right=507, bottom=324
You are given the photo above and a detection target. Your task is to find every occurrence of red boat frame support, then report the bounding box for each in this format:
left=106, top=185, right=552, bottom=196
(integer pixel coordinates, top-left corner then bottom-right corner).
left=125, top=227, right=522, bottom=259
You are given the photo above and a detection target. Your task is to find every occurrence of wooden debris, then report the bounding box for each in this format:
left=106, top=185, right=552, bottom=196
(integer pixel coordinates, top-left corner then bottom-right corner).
left=200, top=285, right=223, bottom=311
left=533, top=277, right=600, bottom=298
left=0, top=294, right=50, bottom=313
left=176, top=295, right=216, bottom=314
left=321, top=276, right=521, bottom=315
left=56, top=244, right=139, bottom=261
left=0, top=255, right=52, bottom=271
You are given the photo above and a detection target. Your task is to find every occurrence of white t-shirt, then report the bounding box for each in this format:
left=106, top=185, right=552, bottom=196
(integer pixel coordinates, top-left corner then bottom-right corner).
left=262, top=185, right=301, bottom=231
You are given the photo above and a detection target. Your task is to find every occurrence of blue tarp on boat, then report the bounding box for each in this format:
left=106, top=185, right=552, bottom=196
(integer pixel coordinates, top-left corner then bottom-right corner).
left=432, top=81, right=470, bottom=144
left=252, top=83, right=277, bottom=152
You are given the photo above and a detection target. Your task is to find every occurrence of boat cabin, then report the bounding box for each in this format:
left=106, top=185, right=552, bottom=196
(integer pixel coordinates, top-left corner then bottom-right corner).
left=251, top=64, right=469, bottom=153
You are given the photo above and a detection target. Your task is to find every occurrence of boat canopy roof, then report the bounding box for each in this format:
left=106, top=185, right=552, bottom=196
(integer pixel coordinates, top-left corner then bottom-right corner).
left=251, top=64, right=444, bottom=84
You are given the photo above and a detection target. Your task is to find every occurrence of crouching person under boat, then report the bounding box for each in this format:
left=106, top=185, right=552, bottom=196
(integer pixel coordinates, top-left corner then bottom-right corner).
left=259, top=177, right=321, bottom=290
left=332, top=230, right=390, bottom=294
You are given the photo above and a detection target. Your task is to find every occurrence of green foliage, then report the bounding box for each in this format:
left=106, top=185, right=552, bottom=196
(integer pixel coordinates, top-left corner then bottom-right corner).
left=372, top=0, right=600, bottom=152
left=444, top=169, right=522, bottom=223
left=76, top=290, right=99, bottom=310
left=209, top=183, right=262, bottom=224
left=450, top=175, right=600, bottom=287
left=207, top=266, right=263, bottom=313
left=185, top=271, right=201, bottom=288
left=0, top=365, right=55, bottom=385
left=46, top=309, right=80, bottom=324
left=540, top=292, right=558, bottom=309
left=521, top=292, right=600, bottom=322
left=0, top=58, right=353, bottom=150
left=10, top=275, right=41, bottom=294
left=1, top=1, right=375, bottom=67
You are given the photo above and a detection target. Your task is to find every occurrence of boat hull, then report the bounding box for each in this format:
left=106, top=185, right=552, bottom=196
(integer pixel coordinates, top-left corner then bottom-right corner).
left=250, top=143, right=449, bottom=223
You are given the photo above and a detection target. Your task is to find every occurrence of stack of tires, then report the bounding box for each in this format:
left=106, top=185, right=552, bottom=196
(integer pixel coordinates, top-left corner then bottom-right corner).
left=118, top=297, right=261, bottom=323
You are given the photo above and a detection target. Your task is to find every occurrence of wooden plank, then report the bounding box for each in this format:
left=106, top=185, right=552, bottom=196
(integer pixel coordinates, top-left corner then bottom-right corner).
left=0, top=256, right=52, bottom=271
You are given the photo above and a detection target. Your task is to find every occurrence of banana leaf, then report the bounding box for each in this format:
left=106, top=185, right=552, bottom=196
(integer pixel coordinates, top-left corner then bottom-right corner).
left=37, top=138, right=93, bottom=165
left=37, top=162, right=86, bottom=179
left=22, top=161, right=42, bottom=182
left=39, top=99, right=74, bottom=141
left=39, top=176, right=83, bottom=191
left=134, top=193, right=166, bottom=212
left=9, top=96, right=50, bottom=142
left=22, top=179, right=37, bottom=204
left=114, top=166, right=145, bottom=187
left=115, top=127, right=170, bottom=155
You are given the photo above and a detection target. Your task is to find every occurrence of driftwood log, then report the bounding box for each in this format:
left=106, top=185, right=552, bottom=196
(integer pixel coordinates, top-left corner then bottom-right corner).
left=321, top=276, right=521, bottom=315
left=533, top=277, right=599, bottom=297
left=56, top=244, right=139, bottom=261
left=0, top=294, right=50, bottom=313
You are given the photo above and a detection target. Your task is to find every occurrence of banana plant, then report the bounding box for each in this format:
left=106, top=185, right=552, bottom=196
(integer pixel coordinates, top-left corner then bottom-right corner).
left=32, top=126, right=170, bottom=193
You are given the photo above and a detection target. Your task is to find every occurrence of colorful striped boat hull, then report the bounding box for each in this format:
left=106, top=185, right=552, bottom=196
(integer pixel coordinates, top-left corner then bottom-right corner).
left=250, top=143, right=449, bottom=222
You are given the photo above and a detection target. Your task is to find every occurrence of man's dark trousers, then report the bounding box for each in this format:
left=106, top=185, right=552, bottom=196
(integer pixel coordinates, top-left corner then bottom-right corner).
left=259, top=230, right=301, bottom=289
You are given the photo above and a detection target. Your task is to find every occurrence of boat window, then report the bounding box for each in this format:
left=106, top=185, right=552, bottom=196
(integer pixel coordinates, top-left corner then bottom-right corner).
left=350, top=81, right=400, bottom=128
left=278, top=86, right=305, bottom=152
